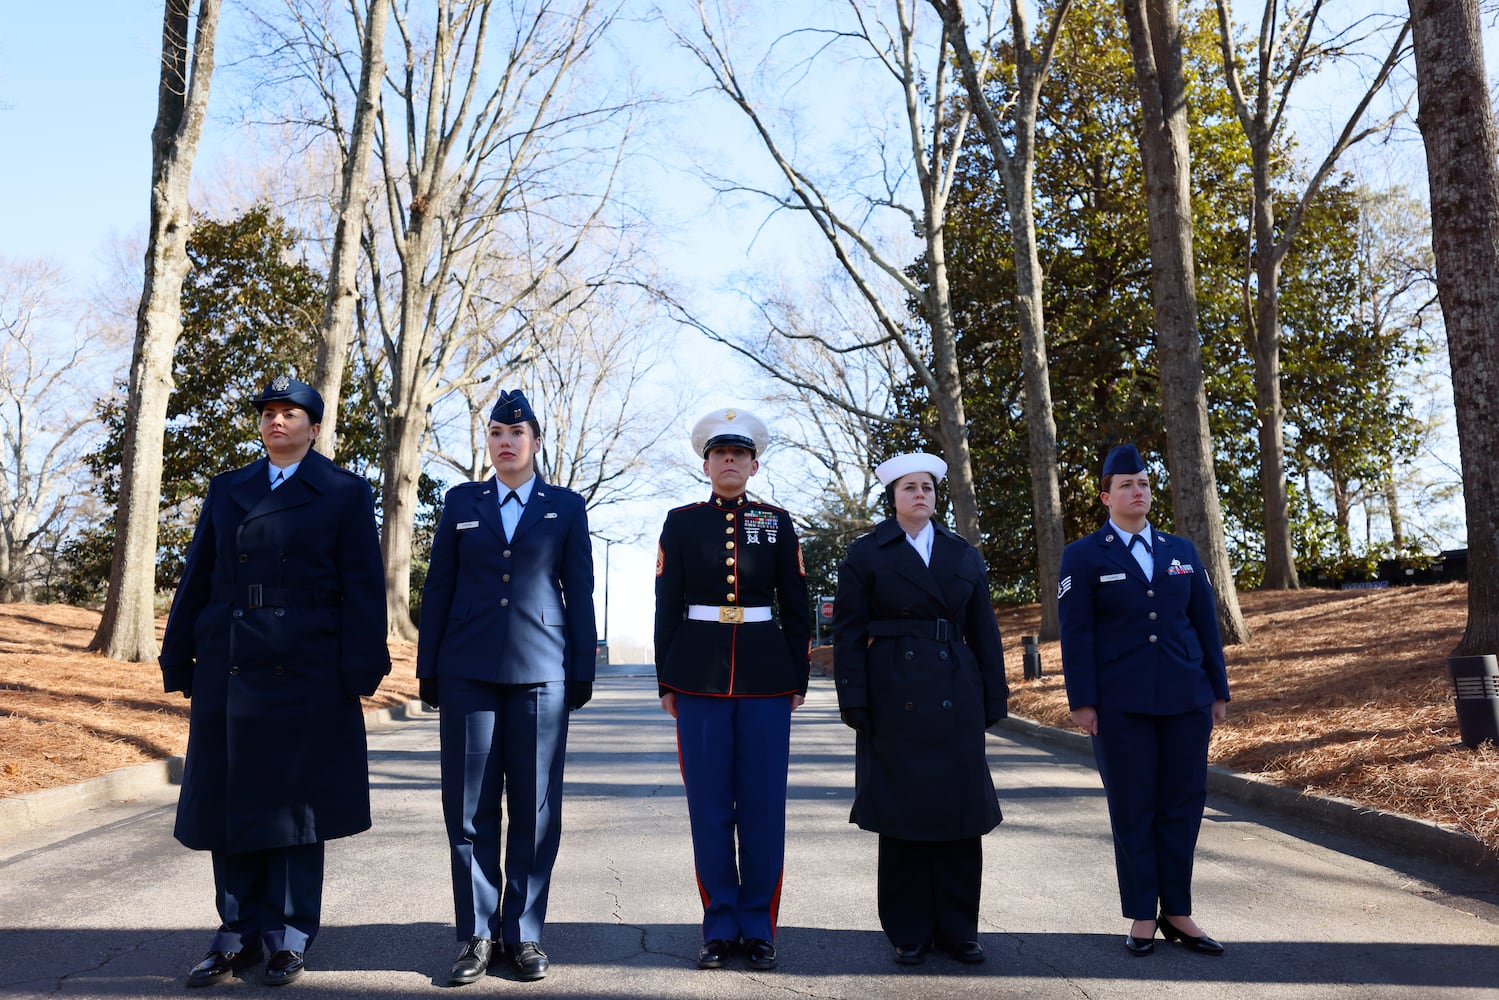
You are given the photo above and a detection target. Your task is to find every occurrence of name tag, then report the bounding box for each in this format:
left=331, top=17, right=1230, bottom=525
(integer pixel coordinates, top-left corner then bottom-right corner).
left=457, top=520, right=480, bottom=530
left=1100, top=572, right=1126, bottom=583
left=544, top=512, right=558, bottom=519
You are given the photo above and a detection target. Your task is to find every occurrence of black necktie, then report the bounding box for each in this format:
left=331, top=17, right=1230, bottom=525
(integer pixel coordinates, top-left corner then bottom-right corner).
left=272, top=470, right=285, bottom=490
left=1130, top=534, right=1151, bottom=554
left=504, top=490, right=521, bottom=507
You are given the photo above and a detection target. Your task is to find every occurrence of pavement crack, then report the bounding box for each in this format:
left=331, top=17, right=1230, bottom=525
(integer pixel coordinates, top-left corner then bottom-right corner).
left=37, top=928, right=179, bottom=995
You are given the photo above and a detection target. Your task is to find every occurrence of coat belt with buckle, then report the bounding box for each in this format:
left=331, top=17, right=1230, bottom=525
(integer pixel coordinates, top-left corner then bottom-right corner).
left=686, top=604, right=773, bottom=624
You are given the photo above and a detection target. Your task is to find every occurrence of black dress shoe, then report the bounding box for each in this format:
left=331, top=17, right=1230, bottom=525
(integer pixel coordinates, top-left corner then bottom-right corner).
left=893, top=943, right=928, bottom=965
left=943, top=940, right=985, bottom=964
left=1124, top=934, right=1156, bottom=956
left=744, top=938, right=777, bottom=970
left=697, top=939, right=732, bottom=969
left=186, top=946, right=263, bottom=987
left=449, top=938, right=494, bottom=986
left=1158, top=916, right=1225, bottom=955
left=510, top=941, right=549, bottom=981
left=263, top=951, right=304, bottom=986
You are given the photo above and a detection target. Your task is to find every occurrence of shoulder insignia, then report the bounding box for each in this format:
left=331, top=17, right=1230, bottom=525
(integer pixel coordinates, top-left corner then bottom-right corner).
left=797, top=540, right=806, bottom=577
left=655, top=542, right=665, bottom=576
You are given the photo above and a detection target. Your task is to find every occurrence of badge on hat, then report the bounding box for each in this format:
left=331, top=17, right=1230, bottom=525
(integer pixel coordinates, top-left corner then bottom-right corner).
left=490, top=389, right=538, bottom=426
left=691, top=407, right=770, bottom=458
left=251, top=374, right=325, bottom=423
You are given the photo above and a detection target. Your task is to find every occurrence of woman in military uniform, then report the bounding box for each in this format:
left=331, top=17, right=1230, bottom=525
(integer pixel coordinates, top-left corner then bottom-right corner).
left=831, top=452, right=1008, bottom=966
left=1057, top=443, right=1230, bottom=956
left=653, top=408, right=811, bottom=972
left=417, top=389, right=597, bottom=985
left=160, top=375, right=390, bottom=988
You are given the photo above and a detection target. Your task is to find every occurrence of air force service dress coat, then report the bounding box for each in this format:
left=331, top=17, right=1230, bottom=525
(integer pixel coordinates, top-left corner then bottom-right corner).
left=832, top=518, right=1008, bottom=840
left=1057, top=525, right=1229, bottom=716
left=160, top=450, right=391, bottom=855
left=416, top=477, right=596, bottom=686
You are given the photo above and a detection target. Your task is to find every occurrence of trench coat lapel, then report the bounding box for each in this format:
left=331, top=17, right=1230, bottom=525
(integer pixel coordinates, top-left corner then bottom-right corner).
left=241, top=450, right=333, bottom=522
left=929, top=527, right=966, bottom=606
left=226, top=458, right=272, bottom=518
left=876, top=518, right=945, bottom=603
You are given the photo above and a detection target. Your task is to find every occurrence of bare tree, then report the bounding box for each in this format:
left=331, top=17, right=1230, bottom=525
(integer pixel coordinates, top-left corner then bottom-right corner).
left=1212, top=0, right=1410, bottom=588
left=1120, top=0, right=1248, bottom=643
left=926, top=0, right=1071, bottom=638
left=1407, top=0, right=1499, bottom=655
left=667, top=0, right=988, bottom=545
left=0, top=260, right=101, bottom=602
left=312, top=0, right=391, bottom=457
left=91, top=0, right=222, bottom=660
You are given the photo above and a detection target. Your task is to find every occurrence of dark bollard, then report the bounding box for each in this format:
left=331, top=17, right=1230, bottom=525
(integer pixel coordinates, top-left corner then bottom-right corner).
left=1447, top=654, right=1499, bottom=748
left=1021, top=635, right=1042, bottom=680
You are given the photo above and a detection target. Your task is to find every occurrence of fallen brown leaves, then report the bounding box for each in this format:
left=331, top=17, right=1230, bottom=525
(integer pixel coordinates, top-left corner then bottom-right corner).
left=0, top=602, right=419, bottom=799
left=3, top=587, right=1494, bottom=855
left=996, top=582, right=1498, bottom=854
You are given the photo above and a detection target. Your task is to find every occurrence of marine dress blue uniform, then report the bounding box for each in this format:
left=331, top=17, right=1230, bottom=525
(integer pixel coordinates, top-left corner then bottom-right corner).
left=1057, top=451, right=1230, bottom=925
left=160, top=377, right=390, bottom=983
left=417, top=395, right=597, bottom=966
left=654, top=409, right=811, bottom=961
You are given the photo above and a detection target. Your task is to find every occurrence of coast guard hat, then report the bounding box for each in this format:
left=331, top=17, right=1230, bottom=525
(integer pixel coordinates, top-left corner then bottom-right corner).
left=1102, top=443, right=1146, bottom=479
left=490, top=388, right=537, bottom=425
left=251, top=375, right=324, bottom=423
left=691, top=407, right=769, bottom=458
left=875, top=452, right=947, bottom=486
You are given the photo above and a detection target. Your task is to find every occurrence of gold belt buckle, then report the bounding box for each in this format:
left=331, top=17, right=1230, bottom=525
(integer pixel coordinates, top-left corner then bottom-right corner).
left=719, top=606, right=744, bottom=624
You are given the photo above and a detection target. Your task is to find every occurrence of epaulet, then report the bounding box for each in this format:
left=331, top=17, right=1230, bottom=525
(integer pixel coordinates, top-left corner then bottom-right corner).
left=668, top=501, right=707, bottom=516
left=542, top=483, right=583, bottom=499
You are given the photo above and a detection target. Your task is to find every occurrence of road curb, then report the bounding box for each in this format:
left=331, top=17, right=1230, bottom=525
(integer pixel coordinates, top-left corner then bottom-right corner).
left=0, top=699, right=427, bottom=840
left=993, top=713, right=1495, bottom=870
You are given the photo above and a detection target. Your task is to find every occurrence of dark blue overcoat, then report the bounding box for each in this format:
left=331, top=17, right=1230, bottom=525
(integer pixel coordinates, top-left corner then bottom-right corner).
left=832, top=518, right=1008, bottom=841
left=159, top=451, right=390, bottom=854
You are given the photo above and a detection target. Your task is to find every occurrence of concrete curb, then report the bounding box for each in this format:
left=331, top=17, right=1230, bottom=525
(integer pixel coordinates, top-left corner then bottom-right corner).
left=0, top=698, right=428, bottom=839
left=993, top=713, right=1496, bottom=870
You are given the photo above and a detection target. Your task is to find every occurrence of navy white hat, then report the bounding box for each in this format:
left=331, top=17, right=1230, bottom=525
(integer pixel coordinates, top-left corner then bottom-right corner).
left=251, top=375, right=324, bottom=423
left=1102, top=443, right=1146, bottom=478
left=875, top=452, right=947, bottom=486
left=691, top=407, right=769, bottom=458
left=490, top=388, right=537, bottom=425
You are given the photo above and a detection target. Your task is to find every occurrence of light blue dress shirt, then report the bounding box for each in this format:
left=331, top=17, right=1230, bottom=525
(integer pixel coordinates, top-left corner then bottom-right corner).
left=499, top=474, right=537, bottom=541
left=1109, top=519, right=1155, bottom=579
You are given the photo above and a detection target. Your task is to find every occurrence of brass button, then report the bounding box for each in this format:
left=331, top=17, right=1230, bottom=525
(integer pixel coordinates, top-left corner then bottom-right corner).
left=726, top=575, right=735, bottom=583
left=501, top=598, right=510, bottom=607
left=726, top=557, right=735, bottom=566
left=725, top=513, right=734, bottom=522
left=726, top=593, right=737, bottom=602
left=725, top=526, right=734, bottom=534
left=725, top=541, right=733, bottom=550
left=503, top=574, right=511, bottom=582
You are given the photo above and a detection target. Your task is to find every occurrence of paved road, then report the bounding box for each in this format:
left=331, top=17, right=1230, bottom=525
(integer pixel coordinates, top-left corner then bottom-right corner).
left=2, top=673, right=1497, bottom=998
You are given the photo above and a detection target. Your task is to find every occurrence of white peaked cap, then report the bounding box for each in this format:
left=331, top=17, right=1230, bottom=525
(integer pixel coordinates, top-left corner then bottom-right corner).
left=875, top=452, right=948, bottom=486
left=690, top=407, right=770, bottom=458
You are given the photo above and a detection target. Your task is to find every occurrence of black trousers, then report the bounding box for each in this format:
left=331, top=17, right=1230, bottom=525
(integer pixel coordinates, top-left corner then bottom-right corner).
left=876, top=835, right=982, bottom=948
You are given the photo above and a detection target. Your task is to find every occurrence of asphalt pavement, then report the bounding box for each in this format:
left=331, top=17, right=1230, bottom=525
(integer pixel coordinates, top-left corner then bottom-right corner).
left=2, top=669, right=1497, bottom=999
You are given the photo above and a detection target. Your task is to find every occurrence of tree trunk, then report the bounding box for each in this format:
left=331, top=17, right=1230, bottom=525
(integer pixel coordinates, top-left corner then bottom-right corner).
left=1385, top=475, right=1405, bottom=549
left=1251, top=168, right=1299, bottom=588
left=312, top=0, right=389, bottom=458
left=925, top=225, right=983, bottom=545
left=90, top=0, right=221, bottom=662
left=1408, top=0, right=1499, bottom=655
left=380, top=243, right=431, bottom=642
left=1120, top=0, right=1249, bottom=644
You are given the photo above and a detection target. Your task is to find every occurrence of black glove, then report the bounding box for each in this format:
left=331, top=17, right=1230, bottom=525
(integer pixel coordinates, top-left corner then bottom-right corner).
left=840, top=707, right=873, bottom=735
left=180, top=686, right=192, bottom=700
left=566, top=681, right=593, bottom=711
left=419, top=676, right=440, bottom=708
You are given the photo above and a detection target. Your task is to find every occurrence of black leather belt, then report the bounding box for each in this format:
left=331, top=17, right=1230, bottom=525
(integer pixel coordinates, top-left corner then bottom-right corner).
left=222, top=585, right=343, bottom=609
left=866, top=618, right=960, bottom=641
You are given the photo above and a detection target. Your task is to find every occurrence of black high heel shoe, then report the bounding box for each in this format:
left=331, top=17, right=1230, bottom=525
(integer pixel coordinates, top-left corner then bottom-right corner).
left=1157, top=915, right=1225, bottom=955
left=1123, top=933, right=1155, bottom=957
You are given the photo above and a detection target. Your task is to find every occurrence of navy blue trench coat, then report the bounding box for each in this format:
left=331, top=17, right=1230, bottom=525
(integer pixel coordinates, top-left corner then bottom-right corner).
left=160, top=450, right=390, bottom=855
left=832, top=518, right=1008, bottom=841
